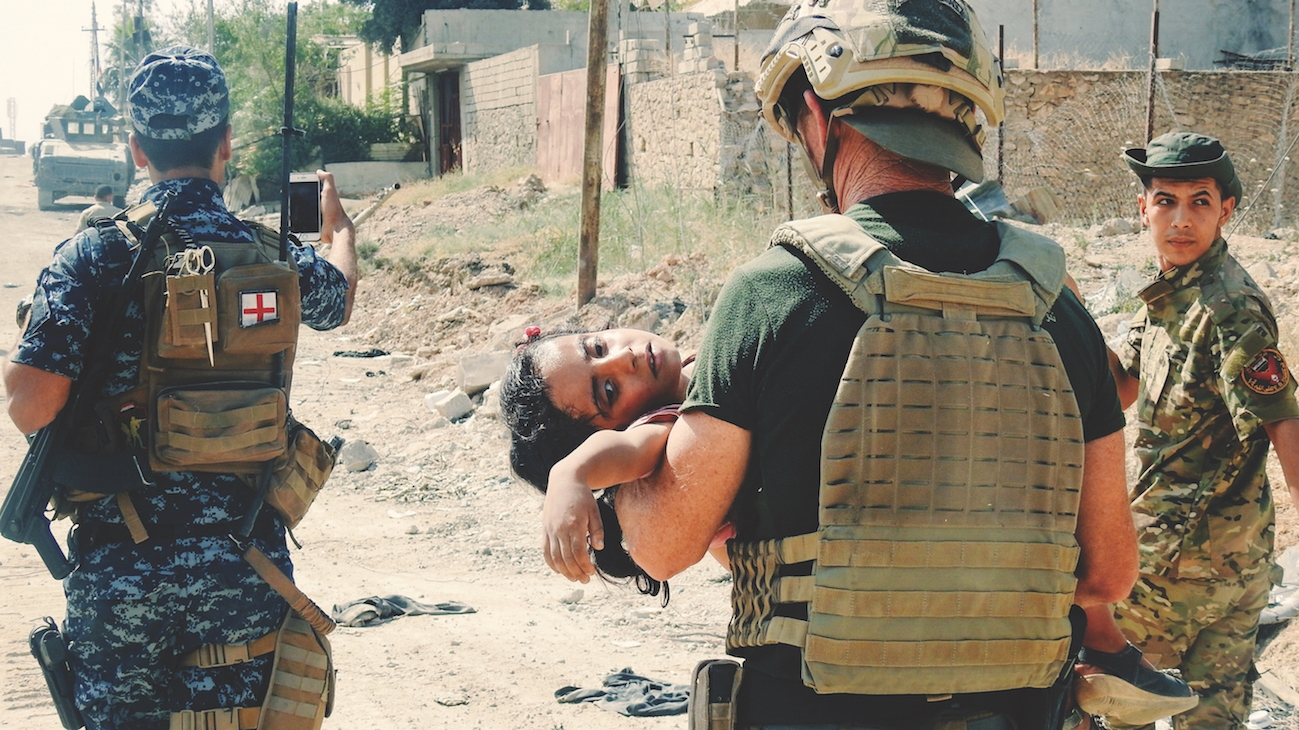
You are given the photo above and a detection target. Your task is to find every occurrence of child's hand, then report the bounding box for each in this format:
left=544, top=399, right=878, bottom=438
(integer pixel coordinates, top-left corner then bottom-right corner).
left=542, top=480, right=605, bottom=583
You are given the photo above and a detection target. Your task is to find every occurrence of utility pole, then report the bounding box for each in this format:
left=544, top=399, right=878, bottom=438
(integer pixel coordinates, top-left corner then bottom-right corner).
left=7, top=98, right=16, bottom=141
left=208, top=0, right=216, bottom=53
left=120, top=0, right=128, bottom=108
left=1032, top=0, right=1039, bottom=69
left=1289, top=0, right=1296, bottom=71
left=577, top=0, right=610, bottom=305
left=85, top=2, right=103, bottom=99
left=1144, top=0, right=1160, bottom=143
left=733, top=0, right=739, bottom=71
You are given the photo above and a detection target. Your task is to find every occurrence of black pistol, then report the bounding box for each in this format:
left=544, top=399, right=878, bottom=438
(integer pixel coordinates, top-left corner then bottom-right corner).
left=30, top=617, right=84, bottom=729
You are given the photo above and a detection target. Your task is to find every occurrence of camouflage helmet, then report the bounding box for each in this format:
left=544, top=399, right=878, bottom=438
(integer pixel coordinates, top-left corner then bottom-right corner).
left=756, top=0, right=1005, bottom=181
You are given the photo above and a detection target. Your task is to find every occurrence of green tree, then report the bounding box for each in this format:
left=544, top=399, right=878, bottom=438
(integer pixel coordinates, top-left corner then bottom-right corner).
left=340, top=0, right=549, bottom=56
left=167, top=0, right=401, bottom=179
left=101, top=0, right=163, bottom=110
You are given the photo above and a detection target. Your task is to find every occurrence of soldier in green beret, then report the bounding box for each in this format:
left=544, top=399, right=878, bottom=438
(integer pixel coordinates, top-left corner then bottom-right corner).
left=1105, top=131, right=1299, bottom=730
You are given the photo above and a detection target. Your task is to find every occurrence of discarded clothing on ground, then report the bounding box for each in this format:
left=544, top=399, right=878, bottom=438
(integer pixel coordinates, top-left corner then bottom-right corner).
left=555, top=667, right=689, bottom=717
left=330, top=595, right=475, bottom=627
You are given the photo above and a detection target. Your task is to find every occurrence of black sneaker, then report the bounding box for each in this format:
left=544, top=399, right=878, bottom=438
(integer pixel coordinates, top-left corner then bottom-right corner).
left=1074, top=644, right=1199, bottom=725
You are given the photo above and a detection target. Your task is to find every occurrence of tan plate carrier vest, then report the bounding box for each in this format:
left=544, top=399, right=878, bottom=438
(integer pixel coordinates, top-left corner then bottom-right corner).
left=726, top=215, right=1086, bottom=696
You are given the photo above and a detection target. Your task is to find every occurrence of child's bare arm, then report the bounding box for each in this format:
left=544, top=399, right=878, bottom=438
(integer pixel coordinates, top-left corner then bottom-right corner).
left=543, top=423, right=672, bottom=583
left=551, top=423, right=673, bottom=491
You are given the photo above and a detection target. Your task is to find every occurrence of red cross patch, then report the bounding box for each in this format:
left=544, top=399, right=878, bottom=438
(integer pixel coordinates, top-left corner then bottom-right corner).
left=240, top=290, right=279, bottom=328
left=1241, top=348, right=1290, bottom=395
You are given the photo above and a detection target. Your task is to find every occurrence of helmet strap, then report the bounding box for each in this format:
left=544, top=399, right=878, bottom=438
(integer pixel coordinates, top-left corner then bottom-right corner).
left=795, top=116, right=842, bottom=214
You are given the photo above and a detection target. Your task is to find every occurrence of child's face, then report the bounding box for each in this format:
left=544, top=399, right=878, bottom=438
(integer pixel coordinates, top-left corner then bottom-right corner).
left=536, top=329, right=686, bottom=430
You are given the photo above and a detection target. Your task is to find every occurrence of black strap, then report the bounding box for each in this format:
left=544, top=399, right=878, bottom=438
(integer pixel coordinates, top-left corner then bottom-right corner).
left=75, top=511, right=278, bottom=552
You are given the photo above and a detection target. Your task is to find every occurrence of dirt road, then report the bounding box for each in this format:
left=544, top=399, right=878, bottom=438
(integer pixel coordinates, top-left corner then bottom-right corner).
left=0, top=152, right=734, bottom=730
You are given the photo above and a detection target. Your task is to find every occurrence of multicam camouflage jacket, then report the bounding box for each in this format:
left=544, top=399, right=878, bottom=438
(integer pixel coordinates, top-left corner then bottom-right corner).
left=1118, top=239, right=1299, bottom=581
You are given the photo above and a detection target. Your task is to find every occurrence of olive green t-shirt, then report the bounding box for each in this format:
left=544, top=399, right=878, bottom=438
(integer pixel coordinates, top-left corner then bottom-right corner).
left=681, top=191, right=1125, bottom=704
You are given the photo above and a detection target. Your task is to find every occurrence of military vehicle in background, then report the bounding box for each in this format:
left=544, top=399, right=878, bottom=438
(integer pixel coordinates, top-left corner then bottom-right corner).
left=0, top=129, right=23, bottom=155
left=31, top=95, right=134, bottom=210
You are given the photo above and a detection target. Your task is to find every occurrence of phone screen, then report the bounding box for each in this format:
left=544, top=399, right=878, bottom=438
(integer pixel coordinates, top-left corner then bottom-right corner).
left=288, top=177, right=321, bottom=240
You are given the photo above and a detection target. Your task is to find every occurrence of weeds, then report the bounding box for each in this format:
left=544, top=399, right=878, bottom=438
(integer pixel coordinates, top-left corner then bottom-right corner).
left=371, top=170, right=786, bottom=295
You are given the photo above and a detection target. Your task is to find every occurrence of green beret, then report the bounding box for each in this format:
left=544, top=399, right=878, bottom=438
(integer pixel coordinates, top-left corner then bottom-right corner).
left=1122, top=131, right=1243, bottom=203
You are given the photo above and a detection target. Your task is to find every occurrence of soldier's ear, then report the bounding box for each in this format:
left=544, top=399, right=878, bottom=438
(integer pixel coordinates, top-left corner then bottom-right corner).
left=128, top=134, right=149, bottom=169
left=1218, top=194, right=1236, bottom=227
left=217, top=125, right=233, bottom=163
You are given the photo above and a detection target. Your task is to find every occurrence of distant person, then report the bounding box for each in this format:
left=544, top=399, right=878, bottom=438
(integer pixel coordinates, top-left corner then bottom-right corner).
left=1105, top=131, right=1299, bottom=730
left=74, top=184, right=122, bottom=233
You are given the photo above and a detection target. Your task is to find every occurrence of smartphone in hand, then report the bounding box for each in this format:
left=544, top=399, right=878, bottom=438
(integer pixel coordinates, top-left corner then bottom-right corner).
left=288, top=171, right=322, bottom=242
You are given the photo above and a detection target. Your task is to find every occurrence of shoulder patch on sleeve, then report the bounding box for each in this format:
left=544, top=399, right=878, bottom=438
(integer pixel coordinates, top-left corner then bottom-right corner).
left=1241, top=348, right=1290, bottom=395
left=1221, top=321, right=1274, bottom=383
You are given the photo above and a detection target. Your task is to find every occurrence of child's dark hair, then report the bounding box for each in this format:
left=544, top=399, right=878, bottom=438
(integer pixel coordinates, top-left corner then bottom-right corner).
left=501, top=326, right=669, bottom=604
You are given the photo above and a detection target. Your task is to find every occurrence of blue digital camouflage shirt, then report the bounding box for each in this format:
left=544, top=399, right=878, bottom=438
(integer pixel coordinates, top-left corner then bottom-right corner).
left=12, top=177, right=349, bottom=527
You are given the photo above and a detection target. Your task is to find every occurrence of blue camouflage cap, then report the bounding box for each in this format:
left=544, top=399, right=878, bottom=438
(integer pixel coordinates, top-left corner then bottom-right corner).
left=128, top=46, right=230, bottom=140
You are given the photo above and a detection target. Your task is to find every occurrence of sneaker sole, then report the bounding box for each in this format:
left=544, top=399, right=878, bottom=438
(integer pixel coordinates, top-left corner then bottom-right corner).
left=1075, top=673, right=1199, bottom=725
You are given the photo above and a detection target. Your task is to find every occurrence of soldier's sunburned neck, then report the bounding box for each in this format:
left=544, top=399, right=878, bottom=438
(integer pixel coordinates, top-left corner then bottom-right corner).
left=832, top=134, right=954, bottom=208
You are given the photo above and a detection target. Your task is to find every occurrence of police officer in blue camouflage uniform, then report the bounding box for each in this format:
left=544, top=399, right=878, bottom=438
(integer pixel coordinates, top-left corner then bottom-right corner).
left=3, top=46, right=358, bottom=729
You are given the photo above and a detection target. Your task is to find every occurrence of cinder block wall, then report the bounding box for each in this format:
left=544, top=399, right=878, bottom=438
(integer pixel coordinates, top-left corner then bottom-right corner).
left=461, top=46, right=540, bottom=175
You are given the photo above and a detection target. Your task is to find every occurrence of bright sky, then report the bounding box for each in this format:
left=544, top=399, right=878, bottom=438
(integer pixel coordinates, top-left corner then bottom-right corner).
left=0, top=1, right=297, bottom=145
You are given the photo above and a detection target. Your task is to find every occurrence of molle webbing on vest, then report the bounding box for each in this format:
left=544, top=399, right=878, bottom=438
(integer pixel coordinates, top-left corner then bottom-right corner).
left=260, top=611, right=334, bottom=729
left=735, top=214, right=1085, bottom=696
left=137, top=220, right=301, bottom=474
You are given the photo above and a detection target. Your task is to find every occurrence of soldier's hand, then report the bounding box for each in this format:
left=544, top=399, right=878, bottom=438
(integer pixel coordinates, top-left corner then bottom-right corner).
left=316, top=169, right=353, bottom=246
left=541, top=478, right=604, bottom=583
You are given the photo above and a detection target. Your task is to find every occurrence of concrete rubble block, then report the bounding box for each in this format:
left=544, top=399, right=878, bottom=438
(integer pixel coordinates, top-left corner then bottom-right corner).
left=425, top=389, right=475, bottom=421
left=478, top=380, right=502, bottom=421
left=466, top=271, right=514, bottom=289
left=338, top=440, right=379, bottom=472
left=456, top=350, right=514, bottom=396
left=1093, top=217, right=1135, bottom=237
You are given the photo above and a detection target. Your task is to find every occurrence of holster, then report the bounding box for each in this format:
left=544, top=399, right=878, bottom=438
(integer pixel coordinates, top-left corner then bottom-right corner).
left=29, top=617, right=85, bottom=730
left=688, top=659, right=742, bottom=730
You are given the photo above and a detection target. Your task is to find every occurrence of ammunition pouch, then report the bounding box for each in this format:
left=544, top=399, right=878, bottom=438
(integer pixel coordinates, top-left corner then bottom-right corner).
left=261, top=420, right=338, bottom=530
left=153, top=382, right=288, bottom=469
left=169, top=610, right=335, bottom=730
left=689, top=659, right=742, bottom=730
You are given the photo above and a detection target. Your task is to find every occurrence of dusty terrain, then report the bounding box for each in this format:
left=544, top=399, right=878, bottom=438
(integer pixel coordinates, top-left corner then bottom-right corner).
left=2, top=150, right=1299, bottom=729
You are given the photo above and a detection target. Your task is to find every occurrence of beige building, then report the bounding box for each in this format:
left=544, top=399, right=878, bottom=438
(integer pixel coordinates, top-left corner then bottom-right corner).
left=336, top=36, right=404, bottom=108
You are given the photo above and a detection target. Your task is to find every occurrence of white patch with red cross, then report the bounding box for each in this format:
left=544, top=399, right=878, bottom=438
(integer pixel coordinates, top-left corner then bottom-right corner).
left=240, top=290, right=279, bottom=328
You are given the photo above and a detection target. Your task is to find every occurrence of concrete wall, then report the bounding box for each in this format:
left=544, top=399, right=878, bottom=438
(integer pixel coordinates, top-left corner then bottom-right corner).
left=969, top=0, right=1289, bottom=70
left=415, top=8, right=708, bottom=61
left=325, top=161, right=433, bottom=196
